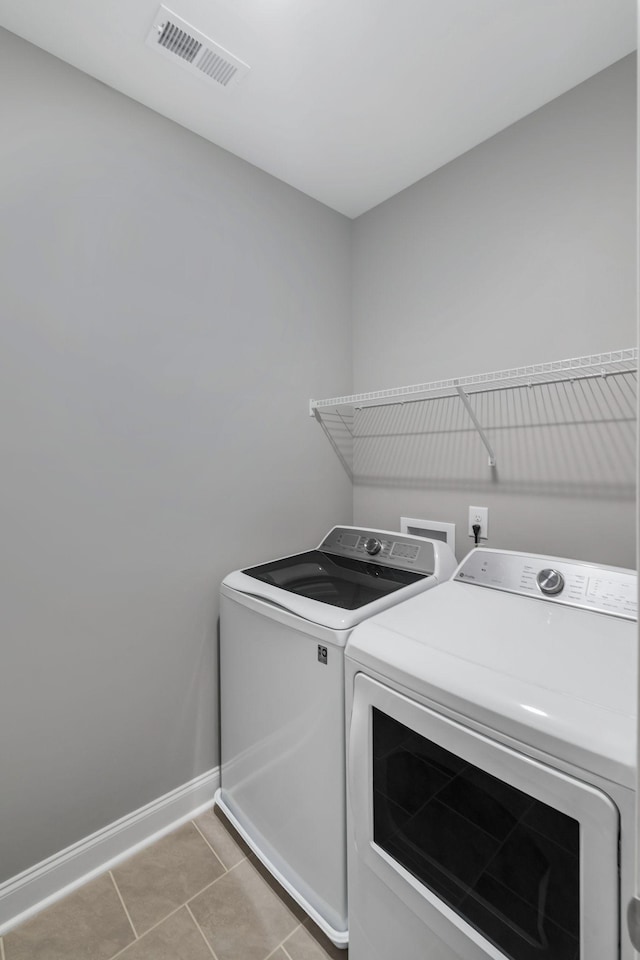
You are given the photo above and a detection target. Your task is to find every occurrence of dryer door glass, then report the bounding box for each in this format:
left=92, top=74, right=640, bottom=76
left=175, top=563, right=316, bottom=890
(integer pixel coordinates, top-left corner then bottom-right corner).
left=373, top=708, right=580, bottom=960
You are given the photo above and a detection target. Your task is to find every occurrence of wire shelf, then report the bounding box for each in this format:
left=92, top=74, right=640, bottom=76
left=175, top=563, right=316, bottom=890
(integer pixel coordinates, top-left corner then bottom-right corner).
left=310, top=348, right=638, bottom=473
left=310, top=348, right=638, bottom=416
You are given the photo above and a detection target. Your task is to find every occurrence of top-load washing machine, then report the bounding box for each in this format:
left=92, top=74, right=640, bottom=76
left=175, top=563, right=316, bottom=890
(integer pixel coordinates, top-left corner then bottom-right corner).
left=345, top=547, right=637, bottom=960
left=214, top=525, right=457, bottom=948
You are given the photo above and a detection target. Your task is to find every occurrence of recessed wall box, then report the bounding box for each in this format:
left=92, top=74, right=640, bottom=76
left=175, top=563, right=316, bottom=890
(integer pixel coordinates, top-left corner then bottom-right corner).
left=400, top=517, right=456, bottom=556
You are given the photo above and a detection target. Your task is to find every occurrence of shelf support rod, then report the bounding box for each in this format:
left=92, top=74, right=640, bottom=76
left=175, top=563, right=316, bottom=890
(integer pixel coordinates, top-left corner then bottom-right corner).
left=312, top=408, right=354, bottom=481
left=455, top=384, right=497, bottom=467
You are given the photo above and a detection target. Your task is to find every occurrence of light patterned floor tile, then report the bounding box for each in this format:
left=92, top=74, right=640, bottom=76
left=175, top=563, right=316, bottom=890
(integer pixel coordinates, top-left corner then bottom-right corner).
left=3, top=874, right=134, bottom=960
left=3, top=810, right=349, bottom=960
left=194, top=808, right=249, bottom=869
left=112, top=907, right=213, bottom=960
left=285, top=923, right=347, bottom=960
left=112, top=823, right=225, bottom=935
left=190, top=858, right=299, bottom=960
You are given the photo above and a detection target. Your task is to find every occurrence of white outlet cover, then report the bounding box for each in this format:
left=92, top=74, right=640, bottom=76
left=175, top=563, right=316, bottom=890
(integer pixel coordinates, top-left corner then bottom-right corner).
left=468, top=506, right=488, bottom=539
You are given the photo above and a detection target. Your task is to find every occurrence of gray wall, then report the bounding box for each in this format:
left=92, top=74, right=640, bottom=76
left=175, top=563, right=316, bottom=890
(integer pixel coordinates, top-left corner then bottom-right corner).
left=0, top=28, right=352, bottom=883
left=351, top=55, right=637, bottom=567
left=0, top=26, right=636, bottom=888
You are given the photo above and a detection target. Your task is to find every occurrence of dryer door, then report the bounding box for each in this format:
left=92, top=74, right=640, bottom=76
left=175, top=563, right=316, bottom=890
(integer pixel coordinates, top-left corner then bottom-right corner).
left=349, top=673, right=619, bottom=960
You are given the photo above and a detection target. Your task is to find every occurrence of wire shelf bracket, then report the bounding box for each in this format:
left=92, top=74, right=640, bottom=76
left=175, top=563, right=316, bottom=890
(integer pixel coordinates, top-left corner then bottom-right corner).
left=455, top=383, right=497, bottom=467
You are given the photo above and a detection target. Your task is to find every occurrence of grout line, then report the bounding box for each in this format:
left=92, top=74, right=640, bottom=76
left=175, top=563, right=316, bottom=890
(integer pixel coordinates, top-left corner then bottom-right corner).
left=186, top=903, right=220, bottom=960
left=185, top=856, right=245, bottom=907
left=98, top=832, right=308, bottom=960
left=264, top=946, right=288, bottom=960
left=191, top=819, right=228, bottom=873
left=263, top=946, right=282, bottom=960
left=110, top=844, right=245, bottom=959
left=107, top=822, right=245, bottom=956
left=107, top=939, right=135, bottom=960
left=263, top=921, right=303, bottom=960
left=109, top=872, right=139, bottom=941
left=108, top=864, right=236, bottom=960
left=107, top=904, right=185, bottom=960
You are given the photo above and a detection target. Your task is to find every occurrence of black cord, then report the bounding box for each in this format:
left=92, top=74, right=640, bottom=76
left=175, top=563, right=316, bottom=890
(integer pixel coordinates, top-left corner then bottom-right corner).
left=472, top=523, right=481, bottom=546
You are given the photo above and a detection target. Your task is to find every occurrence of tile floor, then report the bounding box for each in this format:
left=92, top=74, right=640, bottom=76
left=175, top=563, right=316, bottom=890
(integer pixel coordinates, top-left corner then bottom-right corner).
left=1, top=808, right=346, bottom=960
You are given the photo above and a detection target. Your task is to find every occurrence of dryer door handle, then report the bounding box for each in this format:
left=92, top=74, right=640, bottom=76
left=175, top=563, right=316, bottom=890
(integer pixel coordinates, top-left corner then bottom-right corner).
left=347, top=675, right=371, bottom=854
left=628, top=898, right=640, bottom=951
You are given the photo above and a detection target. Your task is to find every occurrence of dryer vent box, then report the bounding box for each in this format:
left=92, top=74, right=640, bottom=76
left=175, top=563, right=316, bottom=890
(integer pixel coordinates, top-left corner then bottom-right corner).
left=146, top=5, right=250, bottom=89
left=400, top=517, right=456, bottom=556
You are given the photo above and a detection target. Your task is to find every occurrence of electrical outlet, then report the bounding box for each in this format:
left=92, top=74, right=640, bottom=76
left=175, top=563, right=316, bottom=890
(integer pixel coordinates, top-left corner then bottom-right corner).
left=468, top=506, right=488, bottom=541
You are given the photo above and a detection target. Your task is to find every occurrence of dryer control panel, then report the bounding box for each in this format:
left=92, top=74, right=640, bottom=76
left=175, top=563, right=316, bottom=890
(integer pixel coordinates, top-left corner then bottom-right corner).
left=455, top=549, right=637, bottom=620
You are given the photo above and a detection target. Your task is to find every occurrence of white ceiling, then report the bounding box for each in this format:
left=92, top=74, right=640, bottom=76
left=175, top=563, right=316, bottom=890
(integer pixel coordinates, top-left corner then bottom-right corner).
left=0, top=0, right=636, bottom=218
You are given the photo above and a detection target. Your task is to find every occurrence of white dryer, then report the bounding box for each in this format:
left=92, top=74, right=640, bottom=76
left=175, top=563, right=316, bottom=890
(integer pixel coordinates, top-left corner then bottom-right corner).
left=345, top=548, right=637, bottom=960
left=215, top=526, right=456, bottom=948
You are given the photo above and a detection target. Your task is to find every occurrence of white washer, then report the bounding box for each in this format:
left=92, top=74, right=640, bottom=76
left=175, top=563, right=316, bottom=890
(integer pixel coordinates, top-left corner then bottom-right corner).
left=215, top=525, right=456, bottom=948
left=345, top=548, right=637, bottom=960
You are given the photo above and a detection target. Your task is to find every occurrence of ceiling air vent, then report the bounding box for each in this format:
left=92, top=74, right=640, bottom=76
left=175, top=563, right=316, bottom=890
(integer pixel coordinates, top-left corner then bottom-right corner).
left=146, top=6, right=250, bottom=89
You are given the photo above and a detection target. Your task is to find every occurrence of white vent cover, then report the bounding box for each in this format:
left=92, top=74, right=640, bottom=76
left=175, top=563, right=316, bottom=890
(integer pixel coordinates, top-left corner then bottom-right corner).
left=146, top=6, right=250, bottom=88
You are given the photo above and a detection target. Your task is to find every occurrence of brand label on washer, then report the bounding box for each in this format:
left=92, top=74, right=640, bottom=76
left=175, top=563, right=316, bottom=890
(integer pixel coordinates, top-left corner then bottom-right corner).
left=317, top=645, right=328, bottom=665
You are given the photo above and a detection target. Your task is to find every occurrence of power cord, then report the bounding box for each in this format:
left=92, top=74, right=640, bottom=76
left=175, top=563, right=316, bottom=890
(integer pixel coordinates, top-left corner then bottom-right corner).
left=472, top=523, right=481, bottom=546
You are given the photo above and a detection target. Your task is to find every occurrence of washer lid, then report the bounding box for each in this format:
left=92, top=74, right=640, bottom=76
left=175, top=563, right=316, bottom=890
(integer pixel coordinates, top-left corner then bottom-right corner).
left=222, top=562, right=438, bottom=631
left=242, top=550, right=425, bottom=607
left=222, top=526, right=458, bottom=631
left=345, top=578, right=637, bottom=787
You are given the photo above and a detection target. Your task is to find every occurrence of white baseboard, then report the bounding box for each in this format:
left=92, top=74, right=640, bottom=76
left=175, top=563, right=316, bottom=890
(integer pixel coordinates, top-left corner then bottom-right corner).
left=0, top=767, right=220, bottom=936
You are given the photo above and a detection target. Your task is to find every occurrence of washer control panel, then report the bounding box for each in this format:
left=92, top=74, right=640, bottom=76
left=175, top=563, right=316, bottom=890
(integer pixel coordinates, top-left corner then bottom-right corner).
left=319, top=527, right=435, bottom=575
left=455, top=549, right=637, bottom=620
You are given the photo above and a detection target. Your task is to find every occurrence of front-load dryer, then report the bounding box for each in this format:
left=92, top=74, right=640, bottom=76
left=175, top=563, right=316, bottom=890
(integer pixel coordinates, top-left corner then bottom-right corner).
left=345, top=548, right=637, bottom=960
left=215, top=525, right=456, bottom=948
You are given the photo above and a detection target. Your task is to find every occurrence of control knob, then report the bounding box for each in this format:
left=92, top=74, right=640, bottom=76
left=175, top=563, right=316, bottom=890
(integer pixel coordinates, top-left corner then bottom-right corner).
left=536, top=568, right=565, bottom=595
left=364, top=537, right=382, bottom=556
